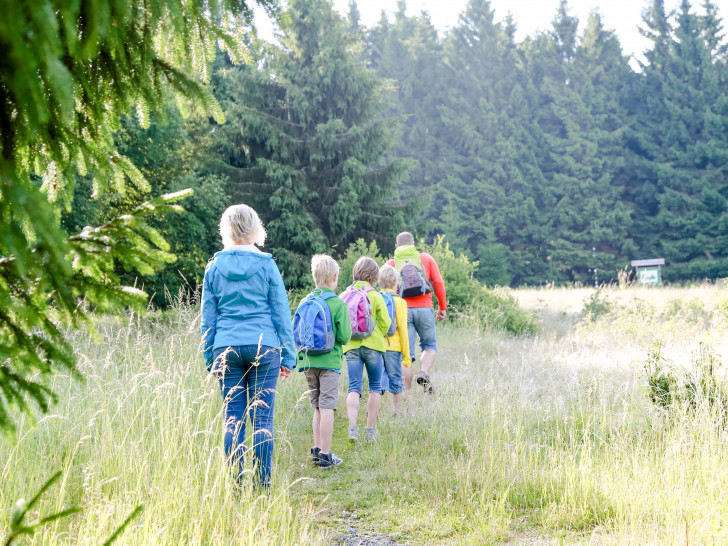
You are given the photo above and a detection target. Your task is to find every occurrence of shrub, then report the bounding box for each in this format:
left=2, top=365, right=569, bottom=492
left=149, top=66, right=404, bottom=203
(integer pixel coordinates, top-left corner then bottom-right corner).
left=473, top=286, right=538, bottom=335
left=337, top=239, right=385, bottom=288
left=581, top=289, right=612, bottom=321
left=644, top=342, right=728, bottom=419
left=420, top=235, right=481, bottom=312
left=317, top=235, right=535, bottom=335
left=331, top=236, right=536, bottom=336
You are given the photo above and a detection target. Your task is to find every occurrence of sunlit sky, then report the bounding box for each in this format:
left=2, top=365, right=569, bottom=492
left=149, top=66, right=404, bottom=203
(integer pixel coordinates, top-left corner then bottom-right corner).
left=256, top=0, right=708, bottom=67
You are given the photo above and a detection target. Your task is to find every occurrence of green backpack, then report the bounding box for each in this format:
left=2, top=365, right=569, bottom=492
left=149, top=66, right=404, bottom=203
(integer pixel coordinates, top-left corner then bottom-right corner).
left=394, top=247, right=431, bottom=298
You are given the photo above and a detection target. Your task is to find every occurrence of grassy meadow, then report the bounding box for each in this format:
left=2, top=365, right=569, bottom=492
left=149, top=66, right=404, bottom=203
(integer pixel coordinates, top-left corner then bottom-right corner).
left=3, top=284, right=728, bottom=544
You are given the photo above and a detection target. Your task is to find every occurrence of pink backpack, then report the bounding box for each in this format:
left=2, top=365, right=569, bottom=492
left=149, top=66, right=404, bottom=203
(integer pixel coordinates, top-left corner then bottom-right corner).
left=341, top=284, right=375, bottom=340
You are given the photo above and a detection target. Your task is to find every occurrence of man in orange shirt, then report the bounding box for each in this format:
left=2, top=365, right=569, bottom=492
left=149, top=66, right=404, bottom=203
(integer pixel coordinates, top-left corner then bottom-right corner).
left=386, top=232, right=446, bottom=393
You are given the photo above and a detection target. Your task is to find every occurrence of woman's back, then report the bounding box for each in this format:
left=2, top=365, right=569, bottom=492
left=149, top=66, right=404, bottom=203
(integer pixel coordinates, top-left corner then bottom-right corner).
left=201, top=246, right=295, bottom=369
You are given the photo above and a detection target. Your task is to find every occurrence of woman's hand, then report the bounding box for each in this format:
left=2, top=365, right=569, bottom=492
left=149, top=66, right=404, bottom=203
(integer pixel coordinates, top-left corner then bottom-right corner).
left=279, top=367, right=292, bottom=380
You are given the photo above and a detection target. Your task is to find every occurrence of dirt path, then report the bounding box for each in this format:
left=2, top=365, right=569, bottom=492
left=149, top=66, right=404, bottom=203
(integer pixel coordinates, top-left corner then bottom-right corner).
left=337, top=510, right=398, bottom=545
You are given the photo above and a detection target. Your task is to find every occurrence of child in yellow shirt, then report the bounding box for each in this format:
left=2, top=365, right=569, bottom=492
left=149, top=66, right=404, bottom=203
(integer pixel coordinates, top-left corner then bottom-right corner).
left=378, top=265, right=411, bottom=414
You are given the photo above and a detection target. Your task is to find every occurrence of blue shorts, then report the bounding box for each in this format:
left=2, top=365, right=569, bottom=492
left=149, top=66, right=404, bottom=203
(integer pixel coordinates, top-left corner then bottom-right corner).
left=346, top=347, right=383, bottom=395
left=381, top=351, right=405, bottom=394
left=407, top=307, right=437, bottom=360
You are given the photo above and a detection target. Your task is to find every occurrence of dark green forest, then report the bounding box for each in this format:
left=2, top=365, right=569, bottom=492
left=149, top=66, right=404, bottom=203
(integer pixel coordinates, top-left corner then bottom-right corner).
left=64, top=0, right=728, bottom=295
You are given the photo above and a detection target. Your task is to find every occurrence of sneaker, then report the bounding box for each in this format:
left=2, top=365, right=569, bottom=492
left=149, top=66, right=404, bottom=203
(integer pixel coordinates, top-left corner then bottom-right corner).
left=310, top=446, right=321, bottom=464
left=317, top=451, right=343, bottom=469
left=416, top=370, right=431, bottom=389
left=364, top=427, right=379, bottom=442
left=348, top=425, right=360, bottom=442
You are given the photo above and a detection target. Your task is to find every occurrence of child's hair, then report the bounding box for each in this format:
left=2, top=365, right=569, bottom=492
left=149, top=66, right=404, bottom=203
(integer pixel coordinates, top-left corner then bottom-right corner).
left=311, top=254, right=339, bottom=286
left=352, top=257, right=380, bottom=285
left=379, top=264, right=399, bottom=290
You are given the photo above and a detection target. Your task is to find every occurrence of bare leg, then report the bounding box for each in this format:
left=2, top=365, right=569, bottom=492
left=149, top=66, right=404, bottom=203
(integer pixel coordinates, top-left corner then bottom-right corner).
left=312, top=408, right=321, bottom=447
left=346, top=392, right=360, bottom=426
left=392, top=392, right=403, bottom=413
left=318, top=408, right=334, bottom=452
left=420, top=349, right=436, bottom=375
left=366, top=392, right=381, bottom=428
left=403, top=364, right=414, bottom=390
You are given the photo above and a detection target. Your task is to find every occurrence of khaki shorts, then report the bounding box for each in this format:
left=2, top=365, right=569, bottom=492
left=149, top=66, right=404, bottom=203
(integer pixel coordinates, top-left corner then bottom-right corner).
left=305, top=368, right=340, bottom=410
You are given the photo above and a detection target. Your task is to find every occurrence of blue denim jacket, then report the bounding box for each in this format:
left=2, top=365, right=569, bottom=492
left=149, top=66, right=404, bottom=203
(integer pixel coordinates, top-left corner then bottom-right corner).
left=200, top=248, right=296, bottom=370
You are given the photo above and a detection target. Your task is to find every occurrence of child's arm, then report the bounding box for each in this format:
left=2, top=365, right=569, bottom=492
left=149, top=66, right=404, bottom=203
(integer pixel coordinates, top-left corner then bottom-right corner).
left=332, top=298, right=352, bottom=345
left=396, top=298, right=411, bottom=367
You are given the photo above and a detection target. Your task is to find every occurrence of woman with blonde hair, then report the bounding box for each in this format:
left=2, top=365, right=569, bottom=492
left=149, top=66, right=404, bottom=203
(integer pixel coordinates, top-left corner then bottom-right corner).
left=201, top=204, right=295, bottom=490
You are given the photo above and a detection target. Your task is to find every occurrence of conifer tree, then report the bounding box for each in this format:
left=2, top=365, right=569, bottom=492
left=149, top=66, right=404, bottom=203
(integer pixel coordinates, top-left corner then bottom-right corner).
left=0, top=0, right=279, bottom=431
left=62, top=109, right=228, bottom=307
left=432, top=0, right=548, bottom=285
left=624, top=0, right=673, bottom=255
left=215, top=0, right=408, bottom=287
left=699, top=0, right=726, bottom=60
left=628, top=0, right=728, bottom=278
left=657, top=0, right=728, bottom=277
left=364, top=1, right=444, bottom=235
left=530, top=7, right=635, bottom=282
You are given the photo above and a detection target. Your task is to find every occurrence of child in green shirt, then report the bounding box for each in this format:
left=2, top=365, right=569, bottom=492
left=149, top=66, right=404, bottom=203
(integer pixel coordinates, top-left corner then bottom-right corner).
left=296, top=255, right=352, bottom=468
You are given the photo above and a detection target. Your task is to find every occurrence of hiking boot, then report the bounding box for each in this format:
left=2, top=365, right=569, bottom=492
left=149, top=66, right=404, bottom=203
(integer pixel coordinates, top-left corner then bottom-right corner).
left=416, top=370, right=431, bottom=388
left=317, top=451, right=343, bottom=469
left=348, top=425, right=360, bottom=442
left=310, top=446, right=321, bottom=464
left=364, top=427, right=379, bottom=442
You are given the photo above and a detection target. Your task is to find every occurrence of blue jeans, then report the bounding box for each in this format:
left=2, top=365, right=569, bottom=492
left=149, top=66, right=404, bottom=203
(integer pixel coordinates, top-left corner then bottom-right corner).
left=381, top=351, right=405, bottom=394
left=407, top=307, right=437, bottom=360
left=346, top=347, right=383, bottom=395
left=212, top=345, right=280, bottom=488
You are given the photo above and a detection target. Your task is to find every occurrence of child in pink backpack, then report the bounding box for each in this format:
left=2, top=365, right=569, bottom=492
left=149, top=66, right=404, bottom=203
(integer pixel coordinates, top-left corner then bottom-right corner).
left=340, top=257, right=391, bottom=442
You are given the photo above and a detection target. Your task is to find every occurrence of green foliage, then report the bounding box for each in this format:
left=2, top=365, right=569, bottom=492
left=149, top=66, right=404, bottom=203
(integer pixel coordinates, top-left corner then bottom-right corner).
left=581, top=289, right=613, bottom=321
left=0, top=0, right=278, bottom=198
left=421, top=236, right=536, bottom=335
left=420, top=236, right=481, bottom=312
left=62, top=110, right=229, bottom=306
left=473, top=286, right=538, bottom=335
left=431, top=0, right=549, bottom=285
left=627, top=0, right=728, bottom=280
left=0, top=0, right=279, bottom=431
left=364, top=6, right=443, bottom=236
left=338, top=239, right=386, bottom=289
left=1, top=188, right=190, bottom=432
left=644, top=342, right=728, bottom=418
left=214, top=0, right=408, bottom=289
left=363, top=0, right=728, bottom=285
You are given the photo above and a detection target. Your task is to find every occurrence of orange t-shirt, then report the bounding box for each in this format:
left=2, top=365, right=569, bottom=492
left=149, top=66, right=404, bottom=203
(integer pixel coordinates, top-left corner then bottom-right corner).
left=386, top=252, right=446, bottom=310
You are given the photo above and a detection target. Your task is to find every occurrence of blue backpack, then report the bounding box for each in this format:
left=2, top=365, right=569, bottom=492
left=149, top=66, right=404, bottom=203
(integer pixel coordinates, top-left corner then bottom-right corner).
left=293, top=289, right=336, bottom=355
left=379, top=291, right=397, bottom=337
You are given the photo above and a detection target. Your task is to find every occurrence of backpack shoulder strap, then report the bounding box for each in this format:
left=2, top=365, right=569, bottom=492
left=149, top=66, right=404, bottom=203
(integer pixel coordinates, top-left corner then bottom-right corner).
left=417, top=252, right=430, bottom=280
left=320, top=291, right=337, bottom=301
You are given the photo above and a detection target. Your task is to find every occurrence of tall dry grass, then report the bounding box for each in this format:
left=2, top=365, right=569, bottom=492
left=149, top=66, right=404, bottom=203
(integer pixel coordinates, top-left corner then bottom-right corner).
left=2, top=283, right=728, bottom=543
